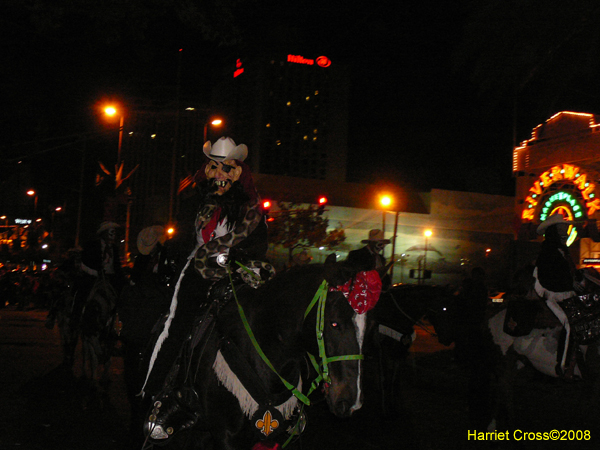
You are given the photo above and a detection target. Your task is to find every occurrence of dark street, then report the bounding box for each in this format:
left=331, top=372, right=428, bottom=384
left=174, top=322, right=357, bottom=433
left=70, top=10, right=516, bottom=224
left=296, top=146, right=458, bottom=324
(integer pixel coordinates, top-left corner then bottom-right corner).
left=1, top=307, right=599, bottom=450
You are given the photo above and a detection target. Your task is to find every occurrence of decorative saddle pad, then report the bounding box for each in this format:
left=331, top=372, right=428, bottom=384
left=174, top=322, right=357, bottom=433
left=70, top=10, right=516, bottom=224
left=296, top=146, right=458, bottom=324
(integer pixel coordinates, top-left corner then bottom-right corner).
left=561, top=293, right=600, bottom=344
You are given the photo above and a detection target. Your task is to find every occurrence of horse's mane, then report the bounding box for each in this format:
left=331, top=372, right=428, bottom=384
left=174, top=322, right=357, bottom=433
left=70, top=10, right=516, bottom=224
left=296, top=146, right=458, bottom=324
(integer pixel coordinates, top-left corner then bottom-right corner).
left=217, top=261, right=357, bottom=359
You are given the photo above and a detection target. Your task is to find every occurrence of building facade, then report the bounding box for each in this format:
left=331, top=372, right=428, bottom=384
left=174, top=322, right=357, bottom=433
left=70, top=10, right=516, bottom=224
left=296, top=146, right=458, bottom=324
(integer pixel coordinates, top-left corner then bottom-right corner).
left=213, top=52, right=349, bottom=182
left=256, top=171, right=516, bottom=290
left=513, top=111, right=600, bottom=267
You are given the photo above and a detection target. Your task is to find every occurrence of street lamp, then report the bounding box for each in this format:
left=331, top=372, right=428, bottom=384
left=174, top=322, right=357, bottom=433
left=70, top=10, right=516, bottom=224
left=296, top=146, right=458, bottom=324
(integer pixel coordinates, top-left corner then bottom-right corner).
left=169, top=116, right=224, bottom=223
left=26, top=190, right=38, bottom=217
left=51, top=206, right=62, bottom=239
left=203, top=117, right=223, bottom=142
left=422, top=229, right=433, bottom=285
left=379, top=193, right=400, bottom=278
left=104, top=105, right=124, bottom=163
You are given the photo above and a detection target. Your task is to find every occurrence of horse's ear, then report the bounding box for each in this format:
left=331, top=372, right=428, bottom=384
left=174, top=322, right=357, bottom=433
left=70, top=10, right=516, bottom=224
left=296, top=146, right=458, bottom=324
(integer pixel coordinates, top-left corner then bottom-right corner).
left=324, top=253, right=337, bottom=266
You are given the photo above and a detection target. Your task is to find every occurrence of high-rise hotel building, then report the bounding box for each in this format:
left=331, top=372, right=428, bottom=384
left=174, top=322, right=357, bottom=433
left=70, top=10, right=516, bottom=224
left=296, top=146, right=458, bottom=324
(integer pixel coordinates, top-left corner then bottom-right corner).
left=212, top=52, right=350, bottom=182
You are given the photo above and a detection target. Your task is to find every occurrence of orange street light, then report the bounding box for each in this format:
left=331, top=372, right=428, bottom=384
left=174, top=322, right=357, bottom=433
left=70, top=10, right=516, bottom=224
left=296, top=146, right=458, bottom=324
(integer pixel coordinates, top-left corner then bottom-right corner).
left=27, top=190, right=38, bottom=216
left=378, top=194, right=394, bottom=262
left=379, top=195, right=392, bottom=208
left=203, top=117, right=224, bottom=142
left=422, top=229, right=433, bottom=285
left=104, top=105, right=124, bottom=162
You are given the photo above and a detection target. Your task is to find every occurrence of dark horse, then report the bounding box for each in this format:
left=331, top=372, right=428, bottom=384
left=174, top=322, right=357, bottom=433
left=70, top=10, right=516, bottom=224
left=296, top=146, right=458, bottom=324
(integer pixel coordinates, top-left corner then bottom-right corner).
left=79, top=275, right=119, bottom=386
left=371, top=284, right=455, bottom=417
left=141, top=258, right=381, bottom=449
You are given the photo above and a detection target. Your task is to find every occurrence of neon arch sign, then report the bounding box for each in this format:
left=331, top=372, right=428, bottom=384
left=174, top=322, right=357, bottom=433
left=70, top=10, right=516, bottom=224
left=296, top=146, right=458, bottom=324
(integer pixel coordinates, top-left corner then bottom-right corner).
left=539, top=191, right=584, bottom=221
left=522, top=163, right=600, bottom=221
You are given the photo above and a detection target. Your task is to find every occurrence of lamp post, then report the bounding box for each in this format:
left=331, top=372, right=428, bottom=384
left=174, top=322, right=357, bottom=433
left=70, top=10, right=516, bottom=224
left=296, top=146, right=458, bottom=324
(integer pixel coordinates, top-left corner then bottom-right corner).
left=422, top=229, right=433, bottom=285
left=104, top=106, right=124, bottom=163
left=379, top=194, right=392, bottom=260
left=169, top=116, right=224, bottom=223
left=0, top=215, right=7, bottom=242
left=203, top=117, right=223, bottom=142
left=26, top=190, right=38, bottom=217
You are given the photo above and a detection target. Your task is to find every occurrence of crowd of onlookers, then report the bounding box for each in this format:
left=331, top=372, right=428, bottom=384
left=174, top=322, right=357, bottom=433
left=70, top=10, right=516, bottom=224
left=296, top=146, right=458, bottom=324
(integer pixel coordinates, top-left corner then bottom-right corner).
left=0, top=263, right=69, bottom=311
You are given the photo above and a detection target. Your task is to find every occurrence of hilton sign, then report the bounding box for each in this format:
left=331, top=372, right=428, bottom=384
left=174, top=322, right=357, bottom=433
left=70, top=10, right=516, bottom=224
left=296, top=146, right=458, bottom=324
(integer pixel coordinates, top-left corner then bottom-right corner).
left=287, top=54, right=331, bottom=67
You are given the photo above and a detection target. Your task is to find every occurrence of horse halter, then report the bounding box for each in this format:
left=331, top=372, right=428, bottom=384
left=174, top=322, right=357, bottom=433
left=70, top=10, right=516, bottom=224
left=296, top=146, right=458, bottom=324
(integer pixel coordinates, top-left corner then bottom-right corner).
left=229, top=266, right=365, bottom=407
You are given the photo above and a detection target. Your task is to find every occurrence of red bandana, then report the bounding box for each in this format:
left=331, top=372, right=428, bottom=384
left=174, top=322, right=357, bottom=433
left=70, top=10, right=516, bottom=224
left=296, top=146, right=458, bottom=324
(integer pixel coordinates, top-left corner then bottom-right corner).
left=329, top=270, right=382, bottom=314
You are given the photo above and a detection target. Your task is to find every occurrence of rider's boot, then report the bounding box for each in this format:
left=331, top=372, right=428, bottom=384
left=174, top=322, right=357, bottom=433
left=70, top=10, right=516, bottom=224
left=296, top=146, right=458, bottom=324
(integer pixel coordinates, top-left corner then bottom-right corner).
left=563, top=354, right=577, bottom=382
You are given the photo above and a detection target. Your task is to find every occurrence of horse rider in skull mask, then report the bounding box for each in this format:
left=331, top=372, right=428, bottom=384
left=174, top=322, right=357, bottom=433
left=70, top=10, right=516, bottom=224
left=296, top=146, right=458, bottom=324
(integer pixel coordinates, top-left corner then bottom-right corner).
left=139, top=136, right=273, bottom=398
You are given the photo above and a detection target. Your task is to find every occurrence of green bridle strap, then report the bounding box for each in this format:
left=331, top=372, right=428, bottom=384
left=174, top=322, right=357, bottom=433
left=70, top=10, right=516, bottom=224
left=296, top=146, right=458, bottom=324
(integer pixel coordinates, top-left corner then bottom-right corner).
left=227, top=265, right=364, bottom=410
left=228, top=267, right=311, bottom=406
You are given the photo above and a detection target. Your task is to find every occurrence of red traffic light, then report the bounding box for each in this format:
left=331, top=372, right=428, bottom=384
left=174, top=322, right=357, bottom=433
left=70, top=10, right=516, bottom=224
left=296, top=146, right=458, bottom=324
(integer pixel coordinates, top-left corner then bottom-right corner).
left=318, top=196, right=327, bottom=205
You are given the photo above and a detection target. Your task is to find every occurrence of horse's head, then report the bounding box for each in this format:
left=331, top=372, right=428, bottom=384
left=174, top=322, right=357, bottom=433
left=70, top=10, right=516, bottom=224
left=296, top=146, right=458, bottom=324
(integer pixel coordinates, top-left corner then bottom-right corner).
left=424, top=287, right=457, bottom=347
left=308, top=259, right=381, bottom=418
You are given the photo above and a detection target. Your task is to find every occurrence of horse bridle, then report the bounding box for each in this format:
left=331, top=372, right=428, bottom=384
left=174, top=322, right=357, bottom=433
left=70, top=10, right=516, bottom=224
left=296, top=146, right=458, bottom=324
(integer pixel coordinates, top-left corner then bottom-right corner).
left=229, top=265, right=364, bottom=407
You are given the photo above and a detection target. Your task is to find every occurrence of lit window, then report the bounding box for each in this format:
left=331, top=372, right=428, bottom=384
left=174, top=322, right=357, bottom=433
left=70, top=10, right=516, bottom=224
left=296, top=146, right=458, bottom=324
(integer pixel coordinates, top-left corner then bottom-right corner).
left=129, top=132, right=133, bottom=135
left=151, top=134, right=157, bottom=139
left=314, top=90, right=319, bottom=95
left=305, top=96, right=310, bottom=101
left=313, top=136, right=317, bottom=141
left=266, top=123, right=271, bottom=128
left=296, top=119, right=301, bottom=124
left=313, top=129, right=318, bottom=134
left=276, top=140, right=281, bottom=145
left=286, top=101, right=291, bottom=106
left=303, top=136, right=308, bottom=140
left=186, top=107, right=195, bottom=111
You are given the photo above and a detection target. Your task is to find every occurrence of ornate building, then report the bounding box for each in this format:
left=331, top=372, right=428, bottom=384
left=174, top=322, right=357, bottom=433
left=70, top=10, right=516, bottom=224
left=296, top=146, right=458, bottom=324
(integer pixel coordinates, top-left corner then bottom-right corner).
left=513, top=111, right=600, bottom=266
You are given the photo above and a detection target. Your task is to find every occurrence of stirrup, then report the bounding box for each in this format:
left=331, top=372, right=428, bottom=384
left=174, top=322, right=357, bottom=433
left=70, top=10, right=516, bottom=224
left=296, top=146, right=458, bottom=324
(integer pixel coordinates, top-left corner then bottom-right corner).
left=144, top=387, right=200, bottom=442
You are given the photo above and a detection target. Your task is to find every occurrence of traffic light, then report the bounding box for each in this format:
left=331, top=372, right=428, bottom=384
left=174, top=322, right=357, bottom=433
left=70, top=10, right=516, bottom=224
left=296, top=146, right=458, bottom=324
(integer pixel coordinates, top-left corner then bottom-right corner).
left=262, top=199, right=273, bottom=221
left=317, top=196, right=327, bottom=215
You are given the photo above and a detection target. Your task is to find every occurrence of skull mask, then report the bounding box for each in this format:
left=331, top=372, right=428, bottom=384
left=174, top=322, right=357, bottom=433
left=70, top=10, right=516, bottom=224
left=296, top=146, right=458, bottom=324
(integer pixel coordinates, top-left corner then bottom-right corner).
left=205, top=159, right=243, bottom=195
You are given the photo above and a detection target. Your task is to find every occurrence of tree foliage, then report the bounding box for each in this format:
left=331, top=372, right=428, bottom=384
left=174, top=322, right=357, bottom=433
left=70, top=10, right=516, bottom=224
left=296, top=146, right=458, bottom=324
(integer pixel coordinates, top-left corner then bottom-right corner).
left=266, top=203, right=346, bottom=263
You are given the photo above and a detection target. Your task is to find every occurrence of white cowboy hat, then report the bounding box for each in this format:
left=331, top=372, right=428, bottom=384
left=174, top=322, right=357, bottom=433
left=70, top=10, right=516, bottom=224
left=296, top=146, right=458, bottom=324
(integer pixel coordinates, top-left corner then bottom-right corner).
left=203, top=136, right=248, bottom=162
left=137, top=225, right=166, bottom=255
left=361, top=229, right=391, bottom=244
left=96, top=221, right=120, bottom=235
left=536, top=213, right=574, bottom=235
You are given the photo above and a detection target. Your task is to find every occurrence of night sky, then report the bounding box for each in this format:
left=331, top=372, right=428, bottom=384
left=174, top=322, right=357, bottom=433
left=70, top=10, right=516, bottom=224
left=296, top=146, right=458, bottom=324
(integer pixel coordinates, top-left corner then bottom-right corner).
left=3, top=0, right=600, bottom=217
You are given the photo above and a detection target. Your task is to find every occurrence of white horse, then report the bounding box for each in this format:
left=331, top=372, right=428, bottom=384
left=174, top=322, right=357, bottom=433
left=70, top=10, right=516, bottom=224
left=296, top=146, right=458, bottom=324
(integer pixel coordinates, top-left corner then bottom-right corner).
left=484, top=268, right=600, bottom=431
